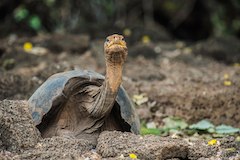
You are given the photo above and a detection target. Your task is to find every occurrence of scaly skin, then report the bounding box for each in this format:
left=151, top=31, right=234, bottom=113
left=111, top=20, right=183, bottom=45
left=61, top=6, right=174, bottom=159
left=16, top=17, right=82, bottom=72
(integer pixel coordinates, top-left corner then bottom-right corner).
left=88, top=34, right=128, bottom=118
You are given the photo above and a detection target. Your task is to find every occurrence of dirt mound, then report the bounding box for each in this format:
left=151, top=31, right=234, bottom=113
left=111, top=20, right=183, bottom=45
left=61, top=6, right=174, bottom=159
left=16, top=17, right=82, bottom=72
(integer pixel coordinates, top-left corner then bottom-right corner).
left=0, top=73, right=34, bottom=100
left=0, top=100, right=239, bottom=159
left=17, top=137, right=95, bottom=160
left=0, top=100, right=40, bottom=152
left=97, top=131, right=210, bottom=160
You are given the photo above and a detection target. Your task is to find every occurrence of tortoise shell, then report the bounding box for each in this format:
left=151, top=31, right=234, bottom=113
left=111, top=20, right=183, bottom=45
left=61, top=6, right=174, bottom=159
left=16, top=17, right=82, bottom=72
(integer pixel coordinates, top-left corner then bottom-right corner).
left=28, top=70, right=140, bottom=134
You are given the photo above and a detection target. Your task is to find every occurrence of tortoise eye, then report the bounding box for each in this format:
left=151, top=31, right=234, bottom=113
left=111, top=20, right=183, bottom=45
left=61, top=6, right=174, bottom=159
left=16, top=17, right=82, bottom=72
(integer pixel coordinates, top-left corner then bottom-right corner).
left=105, top=38, right=110, bottom=43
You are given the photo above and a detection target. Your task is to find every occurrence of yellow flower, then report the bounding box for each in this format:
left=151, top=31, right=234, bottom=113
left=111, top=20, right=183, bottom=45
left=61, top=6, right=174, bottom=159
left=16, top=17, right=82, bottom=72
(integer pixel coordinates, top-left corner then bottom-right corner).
left=208, top=139, right=217, bottom=145
left=123, top=28, right=132, bottom=37
left=129, top=153, right=137, bottom=159
left=23, top=42, right=33, bottom=52
left=142, top=35, right=151, bottom=44
left=224, top=80, right=232, bottom=86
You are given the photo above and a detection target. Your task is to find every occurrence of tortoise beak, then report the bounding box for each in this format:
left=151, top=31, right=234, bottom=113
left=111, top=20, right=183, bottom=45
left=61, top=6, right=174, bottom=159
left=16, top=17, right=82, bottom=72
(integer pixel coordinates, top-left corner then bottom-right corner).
left=108, top=41, right=126, bottom=48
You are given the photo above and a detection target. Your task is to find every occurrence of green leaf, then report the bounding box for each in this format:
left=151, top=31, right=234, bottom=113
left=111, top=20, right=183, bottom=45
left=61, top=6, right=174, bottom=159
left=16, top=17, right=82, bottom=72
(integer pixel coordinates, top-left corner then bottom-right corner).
left=14, top=7, right=29, bottom=21
left=163, top=117, right=188, bottom=130
left=189, top=119, right=214, bottom=130
left=207, top=128, right=216, bottom=133
left=141, top=127, right=161, bottom=135
left=215, top=125, right=240, bottom=134
left=29, top=15, right=42, bottom=30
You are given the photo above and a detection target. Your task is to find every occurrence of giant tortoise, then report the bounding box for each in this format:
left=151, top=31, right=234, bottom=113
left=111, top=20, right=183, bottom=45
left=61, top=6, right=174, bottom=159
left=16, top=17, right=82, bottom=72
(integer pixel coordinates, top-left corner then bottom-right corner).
left=28, top=34, right=140, bottom=143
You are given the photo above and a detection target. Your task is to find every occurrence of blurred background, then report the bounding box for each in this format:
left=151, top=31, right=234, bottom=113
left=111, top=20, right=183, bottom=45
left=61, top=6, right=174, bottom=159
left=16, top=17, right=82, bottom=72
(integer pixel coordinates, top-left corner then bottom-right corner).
left=1, top=0, right=240, bottom=40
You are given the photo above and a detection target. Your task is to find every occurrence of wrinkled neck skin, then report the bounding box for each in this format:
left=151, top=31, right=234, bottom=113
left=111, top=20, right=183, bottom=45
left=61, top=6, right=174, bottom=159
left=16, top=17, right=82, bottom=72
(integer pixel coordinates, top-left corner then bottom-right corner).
left=88, top=52, right=125, bottom=118
left=105, top=56, right=123, bottom=93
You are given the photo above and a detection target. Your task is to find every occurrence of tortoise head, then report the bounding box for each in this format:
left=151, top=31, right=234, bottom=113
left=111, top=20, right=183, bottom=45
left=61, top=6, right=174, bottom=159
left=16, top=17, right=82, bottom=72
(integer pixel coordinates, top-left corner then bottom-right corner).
left=104, top=34, right=128, bottom=64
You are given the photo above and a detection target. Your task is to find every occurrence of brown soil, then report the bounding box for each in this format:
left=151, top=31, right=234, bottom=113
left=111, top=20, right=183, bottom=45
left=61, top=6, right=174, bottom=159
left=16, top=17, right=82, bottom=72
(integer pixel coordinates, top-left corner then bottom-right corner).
left=0, top=34, right=239, bottom=159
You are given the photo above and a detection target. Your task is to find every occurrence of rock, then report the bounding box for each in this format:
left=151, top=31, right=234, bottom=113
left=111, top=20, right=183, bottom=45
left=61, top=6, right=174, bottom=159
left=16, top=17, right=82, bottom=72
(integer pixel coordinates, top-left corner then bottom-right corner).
left=0, top=100, right=97, bottom=159
left=187, top=140, right=217, bottom=160
left=0, top=72, right=36, bottom=100
left=0, top=100, right=40, bottom=152
left=17, top=137, right=95, bottom=160
left=97, top=131, right=188, bottom=160
left=97, top=131, right=219, bottom=160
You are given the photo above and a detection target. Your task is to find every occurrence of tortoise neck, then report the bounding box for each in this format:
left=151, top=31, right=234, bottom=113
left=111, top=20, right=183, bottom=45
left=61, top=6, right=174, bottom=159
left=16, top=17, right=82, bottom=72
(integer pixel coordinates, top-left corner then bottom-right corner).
left=105, top=61, right=123, bottom=93
left=104, top=51, right=126, bottom=93
left=87, top=56, right=124, bottom=118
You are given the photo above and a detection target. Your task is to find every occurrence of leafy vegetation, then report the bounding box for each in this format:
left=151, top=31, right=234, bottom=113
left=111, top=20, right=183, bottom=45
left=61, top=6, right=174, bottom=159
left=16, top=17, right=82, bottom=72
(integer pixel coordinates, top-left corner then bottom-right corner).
left=189, top=119, right=214, bottom=130
left=141, top=117, right=240, bottom=137
left=14, top=6, right=42, bottom=31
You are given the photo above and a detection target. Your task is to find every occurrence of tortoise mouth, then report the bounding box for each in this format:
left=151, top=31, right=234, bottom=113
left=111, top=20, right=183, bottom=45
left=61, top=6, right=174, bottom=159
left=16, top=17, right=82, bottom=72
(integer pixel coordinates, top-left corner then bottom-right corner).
left=105, top=43, right=127, bottom=55
left=108, top=41, right=126, bottom=48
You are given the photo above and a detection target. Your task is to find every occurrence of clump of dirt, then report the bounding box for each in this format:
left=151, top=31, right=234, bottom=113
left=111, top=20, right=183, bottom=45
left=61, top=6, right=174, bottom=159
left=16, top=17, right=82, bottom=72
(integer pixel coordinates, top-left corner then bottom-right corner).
left=17, top=137, right=95, bottom=160
left=0, top=72, right=34, bottom=100
left=97, top=131, right=218, bottom=160
left=0, top=100, right=99, bottom=159
left=97, top=131, right=188, bottom=159
left=217, top=136, right=240, bottom=159
left=0, top=100, right=40, bottom=152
